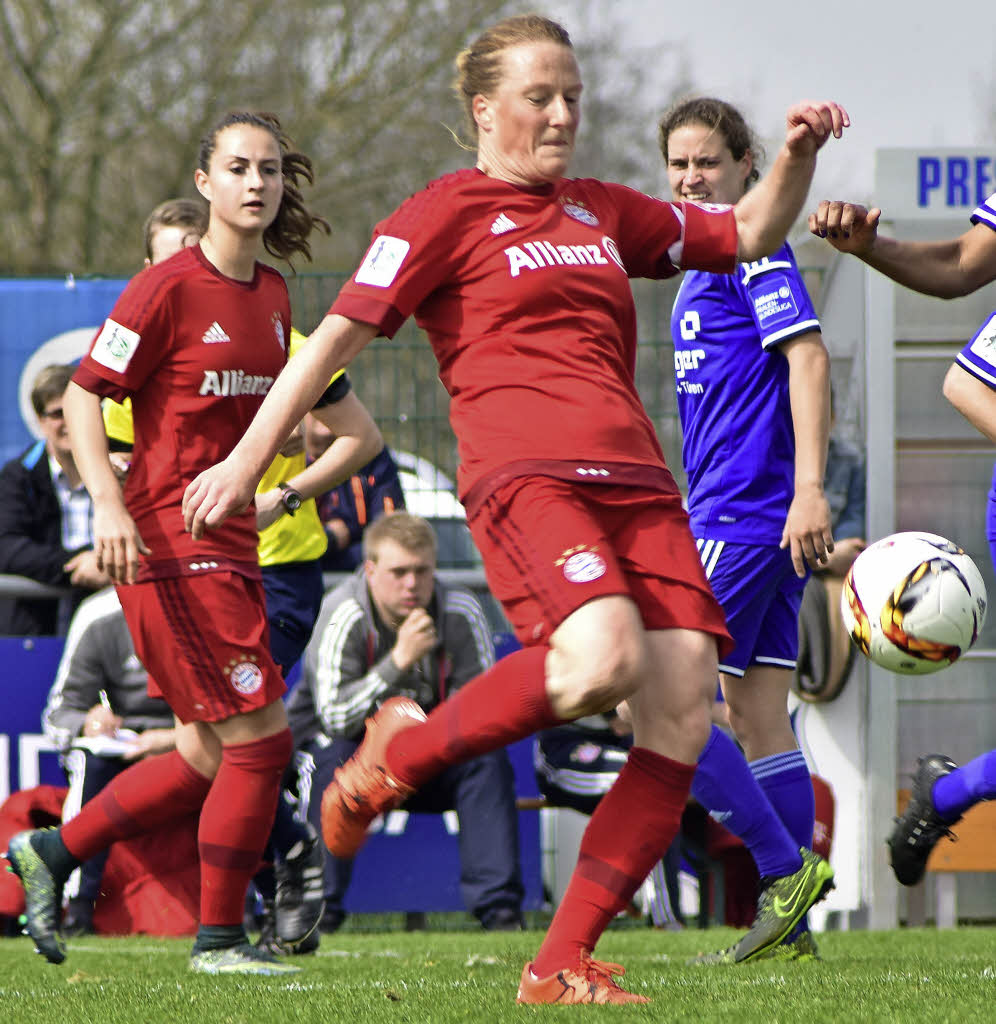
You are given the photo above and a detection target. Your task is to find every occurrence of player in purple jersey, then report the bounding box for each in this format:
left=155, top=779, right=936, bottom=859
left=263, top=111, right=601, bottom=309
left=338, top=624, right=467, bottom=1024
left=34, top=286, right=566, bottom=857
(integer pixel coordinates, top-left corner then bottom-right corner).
left=811, top=191, right=996, bottom=886
left=661, top=98, right=834, bottom=961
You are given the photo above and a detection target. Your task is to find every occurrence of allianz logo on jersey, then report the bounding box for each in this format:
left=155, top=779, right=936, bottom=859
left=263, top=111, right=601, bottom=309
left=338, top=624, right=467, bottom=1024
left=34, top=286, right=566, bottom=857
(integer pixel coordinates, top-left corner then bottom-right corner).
left=504, top=235, right=625, bottom=278
left=199, top=369, right=275, bottom=397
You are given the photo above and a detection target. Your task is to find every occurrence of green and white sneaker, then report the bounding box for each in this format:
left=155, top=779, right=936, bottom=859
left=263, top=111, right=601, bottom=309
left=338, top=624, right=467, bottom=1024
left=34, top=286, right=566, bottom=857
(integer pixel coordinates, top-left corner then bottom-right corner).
left=190, top=942, right=302, bottom=975
left=689, top=849, right=833, bottom=966
left=4, top=830, right=66, bottom=964
left=734, top=849, right=833, bottom=963
left=758, top=929, right=822, bottom=962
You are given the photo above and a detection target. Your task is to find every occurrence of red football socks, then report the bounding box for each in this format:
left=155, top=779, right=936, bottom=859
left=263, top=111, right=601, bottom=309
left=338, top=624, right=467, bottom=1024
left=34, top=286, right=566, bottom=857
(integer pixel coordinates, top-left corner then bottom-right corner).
left=531, top=746, right=695, bottom=977
left=61, top=749, right=211, bottom=863
left=386, top=645, right=558, bottom=787
left=199, top=729, right=293, bottom=926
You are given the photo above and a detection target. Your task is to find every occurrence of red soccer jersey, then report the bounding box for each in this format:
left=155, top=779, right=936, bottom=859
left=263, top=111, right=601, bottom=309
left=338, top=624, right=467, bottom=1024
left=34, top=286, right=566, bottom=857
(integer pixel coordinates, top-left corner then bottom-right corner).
left=331, top=168, right=737, bottom=499
left=74, top=245, right=291, bottom=575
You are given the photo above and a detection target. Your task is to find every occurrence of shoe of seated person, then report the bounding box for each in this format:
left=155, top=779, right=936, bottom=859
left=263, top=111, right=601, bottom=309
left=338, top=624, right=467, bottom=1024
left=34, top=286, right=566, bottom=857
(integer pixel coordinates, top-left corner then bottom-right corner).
left=4, top=830, right=66, bottom=964
left=190, top=941, right=301, bottom=975
left=319, top=907, right=346, bottom=934
left=320, top=697, right=424, bottom=858
left=62, top=898, right=96, bottom=938
left=255, top=898, right=280, bottom=955
left=257, top=898, right=320, bottom=956
left=888, top=754, right=961, bottom=887
left=480, top=906, right=524, bottom=931
left=516, top=953, right=649, bottom=1005
left=275, top=827, right=325, bottom=949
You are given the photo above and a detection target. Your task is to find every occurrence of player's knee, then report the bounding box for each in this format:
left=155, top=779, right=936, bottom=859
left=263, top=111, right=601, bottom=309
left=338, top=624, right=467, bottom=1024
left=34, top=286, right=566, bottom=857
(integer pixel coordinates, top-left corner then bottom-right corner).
left=552, top=638, right=647, bottom=719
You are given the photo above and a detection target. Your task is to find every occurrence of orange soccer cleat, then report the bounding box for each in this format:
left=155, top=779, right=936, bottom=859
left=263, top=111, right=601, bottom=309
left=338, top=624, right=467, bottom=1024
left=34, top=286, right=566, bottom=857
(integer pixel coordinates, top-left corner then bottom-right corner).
left=320, top=696, right=425, bottom=858
left=516, top=953, right=650, bottom=1005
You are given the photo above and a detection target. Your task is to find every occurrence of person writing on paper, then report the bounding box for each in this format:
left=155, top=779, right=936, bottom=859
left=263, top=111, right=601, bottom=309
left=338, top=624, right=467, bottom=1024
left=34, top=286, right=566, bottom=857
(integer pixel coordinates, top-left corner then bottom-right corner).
left=42, top=587, right=177, bottom=935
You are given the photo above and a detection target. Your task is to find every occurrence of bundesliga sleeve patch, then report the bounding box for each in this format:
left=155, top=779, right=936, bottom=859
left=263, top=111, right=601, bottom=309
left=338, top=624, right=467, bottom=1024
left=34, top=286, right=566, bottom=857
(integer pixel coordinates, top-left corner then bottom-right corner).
left=354, top=235, right=410, bottom=288
left=751, top=274, right=800, bottom=329
left=91, top=318, right=141, bottom=373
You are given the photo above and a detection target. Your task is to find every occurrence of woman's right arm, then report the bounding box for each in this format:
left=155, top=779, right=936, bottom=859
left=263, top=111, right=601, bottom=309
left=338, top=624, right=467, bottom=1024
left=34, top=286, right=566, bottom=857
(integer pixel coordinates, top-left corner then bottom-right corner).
left=809, top=203, right=996, bottom=299
left=183, top=314, right=378, bottom=538
left=64, top=382, right=149, bottom=583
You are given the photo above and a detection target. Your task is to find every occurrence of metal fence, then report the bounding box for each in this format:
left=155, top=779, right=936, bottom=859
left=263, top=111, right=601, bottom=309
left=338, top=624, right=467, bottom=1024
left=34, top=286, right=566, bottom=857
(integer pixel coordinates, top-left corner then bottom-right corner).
left=285, top=272, right=691, bottom=492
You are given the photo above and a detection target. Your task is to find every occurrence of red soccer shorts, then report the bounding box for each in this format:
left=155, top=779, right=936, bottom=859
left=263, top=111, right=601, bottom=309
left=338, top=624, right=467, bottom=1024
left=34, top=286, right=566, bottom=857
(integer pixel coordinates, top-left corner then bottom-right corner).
left=468, top=476, right=732, bottom=653
left=117, top=571, right=285, bottom=723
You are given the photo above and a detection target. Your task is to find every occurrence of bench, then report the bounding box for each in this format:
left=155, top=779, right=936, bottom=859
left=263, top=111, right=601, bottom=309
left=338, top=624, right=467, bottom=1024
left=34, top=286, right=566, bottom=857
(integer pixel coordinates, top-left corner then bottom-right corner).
left=514, top=794, right=726, bottom=927
left=897, top=788, right=996, bottom=928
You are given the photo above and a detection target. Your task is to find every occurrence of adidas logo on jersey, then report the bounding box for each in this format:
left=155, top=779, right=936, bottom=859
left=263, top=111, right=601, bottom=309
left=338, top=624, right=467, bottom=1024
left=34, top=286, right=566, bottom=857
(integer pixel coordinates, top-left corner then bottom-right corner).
left=490, top=212, right=518, bottom=235
left=202, top=321, right=230, bottom=344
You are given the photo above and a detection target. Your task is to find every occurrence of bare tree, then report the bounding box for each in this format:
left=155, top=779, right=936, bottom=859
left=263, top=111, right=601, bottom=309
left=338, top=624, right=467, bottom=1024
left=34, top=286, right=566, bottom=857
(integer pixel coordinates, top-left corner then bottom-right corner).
left=0, top=0, right=692, bottom=278
left=0, top=0, right=517, bottom=274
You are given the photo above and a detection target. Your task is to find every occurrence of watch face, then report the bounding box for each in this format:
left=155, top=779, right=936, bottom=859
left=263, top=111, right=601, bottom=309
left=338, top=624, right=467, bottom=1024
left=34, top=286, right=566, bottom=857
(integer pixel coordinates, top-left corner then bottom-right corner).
left=282, top=488, right=302, bottom=512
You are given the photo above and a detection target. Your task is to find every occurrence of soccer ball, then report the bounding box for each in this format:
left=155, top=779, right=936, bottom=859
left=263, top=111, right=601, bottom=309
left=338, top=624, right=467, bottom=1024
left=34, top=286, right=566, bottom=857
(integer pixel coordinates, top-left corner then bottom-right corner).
left=841, top=531, right=988, bottom=674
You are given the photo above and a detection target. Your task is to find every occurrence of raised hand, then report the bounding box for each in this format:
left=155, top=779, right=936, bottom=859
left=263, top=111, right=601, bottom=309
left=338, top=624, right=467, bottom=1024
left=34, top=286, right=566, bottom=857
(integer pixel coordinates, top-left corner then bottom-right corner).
left=808, top=200, right=882, bottom=256
left=784, top=101, right=850, bottom=157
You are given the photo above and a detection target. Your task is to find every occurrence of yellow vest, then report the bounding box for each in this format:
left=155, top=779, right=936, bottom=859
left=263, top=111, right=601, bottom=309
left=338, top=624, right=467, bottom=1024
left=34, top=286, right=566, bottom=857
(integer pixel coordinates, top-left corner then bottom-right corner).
left=102, top=328, right=339, bottom=567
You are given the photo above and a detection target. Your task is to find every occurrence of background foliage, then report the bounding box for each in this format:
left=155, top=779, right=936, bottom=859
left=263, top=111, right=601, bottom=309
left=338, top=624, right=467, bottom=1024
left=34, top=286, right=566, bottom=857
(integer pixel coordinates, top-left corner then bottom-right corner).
left=0, top=0, right=689, bottom=275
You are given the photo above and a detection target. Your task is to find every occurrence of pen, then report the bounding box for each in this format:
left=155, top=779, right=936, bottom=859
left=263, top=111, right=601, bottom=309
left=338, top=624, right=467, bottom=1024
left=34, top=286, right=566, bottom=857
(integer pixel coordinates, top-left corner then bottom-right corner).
left=98, top=689, right=112, bottom=713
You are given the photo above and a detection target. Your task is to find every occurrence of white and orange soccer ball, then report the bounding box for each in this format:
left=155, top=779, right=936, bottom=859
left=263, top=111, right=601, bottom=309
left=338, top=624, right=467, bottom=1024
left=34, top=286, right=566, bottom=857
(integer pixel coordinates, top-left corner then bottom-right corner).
left=841, top=531, right=988, bottom=675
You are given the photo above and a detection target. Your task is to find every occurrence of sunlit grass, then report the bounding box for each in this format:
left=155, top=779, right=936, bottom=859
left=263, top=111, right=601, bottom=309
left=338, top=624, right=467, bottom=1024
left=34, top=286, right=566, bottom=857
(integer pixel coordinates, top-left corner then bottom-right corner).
left=1, top=922, right=993, bottom=1023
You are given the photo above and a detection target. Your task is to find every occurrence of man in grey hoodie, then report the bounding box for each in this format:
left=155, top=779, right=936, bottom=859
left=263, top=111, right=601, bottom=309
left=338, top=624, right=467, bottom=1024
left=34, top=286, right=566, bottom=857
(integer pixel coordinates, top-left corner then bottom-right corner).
left=288, top=511, right=524, bottom=932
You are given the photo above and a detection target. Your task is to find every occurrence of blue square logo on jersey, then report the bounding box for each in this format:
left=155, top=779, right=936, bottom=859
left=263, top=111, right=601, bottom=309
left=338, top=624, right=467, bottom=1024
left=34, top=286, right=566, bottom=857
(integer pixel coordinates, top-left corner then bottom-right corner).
left=752, top=274, right=799, bottom=329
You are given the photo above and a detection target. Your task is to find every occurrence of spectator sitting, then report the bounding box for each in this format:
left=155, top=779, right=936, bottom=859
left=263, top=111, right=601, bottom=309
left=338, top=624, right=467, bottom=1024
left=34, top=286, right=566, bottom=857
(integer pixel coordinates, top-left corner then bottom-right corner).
left=41, top=587, right=177, bottom=935
left=287, top=511, right=524, bottom=932
left=304, top=413, right=406, bottom=573
left=0, top=364, right=111, bottom=635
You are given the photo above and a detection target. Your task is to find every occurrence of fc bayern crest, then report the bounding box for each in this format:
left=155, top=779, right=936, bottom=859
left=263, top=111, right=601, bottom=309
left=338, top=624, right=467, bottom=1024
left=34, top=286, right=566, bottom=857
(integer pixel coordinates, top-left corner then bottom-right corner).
left=563, top=550, right=607, bottom=583
left=563, top=201, right=599, bottom=227
left=230, top=661, right=263, bottom=694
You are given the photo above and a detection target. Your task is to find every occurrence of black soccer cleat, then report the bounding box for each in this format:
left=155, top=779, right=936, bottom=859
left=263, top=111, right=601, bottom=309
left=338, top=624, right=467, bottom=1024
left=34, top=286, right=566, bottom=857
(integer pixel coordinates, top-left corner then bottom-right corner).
left=274, top=827, right=325, bottom=951
left=4, top=830, right=67, bottom=964
left=888, top=754, right=961, bottom=886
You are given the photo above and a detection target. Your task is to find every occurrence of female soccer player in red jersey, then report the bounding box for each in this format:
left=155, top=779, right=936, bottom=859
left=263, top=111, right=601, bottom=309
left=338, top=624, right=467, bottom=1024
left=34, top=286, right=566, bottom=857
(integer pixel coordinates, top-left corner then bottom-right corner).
left=183, top=17, right=848, bottom=1002
left=7, top=112, right=326, bottom=975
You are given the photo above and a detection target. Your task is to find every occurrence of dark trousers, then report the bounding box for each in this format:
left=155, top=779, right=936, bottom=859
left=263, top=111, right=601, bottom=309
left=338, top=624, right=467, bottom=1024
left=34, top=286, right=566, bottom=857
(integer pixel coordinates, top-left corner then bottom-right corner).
left=262, top=559, right=325, bottom=678
left=294, top=734, right=524, bottom=920
left=60, top=749, right=126, bottom=904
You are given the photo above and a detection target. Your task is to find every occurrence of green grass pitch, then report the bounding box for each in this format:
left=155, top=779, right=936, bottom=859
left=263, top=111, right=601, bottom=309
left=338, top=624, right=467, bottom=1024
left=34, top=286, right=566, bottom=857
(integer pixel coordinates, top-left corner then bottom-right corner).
left=1, top=922, right=993, bottom=1022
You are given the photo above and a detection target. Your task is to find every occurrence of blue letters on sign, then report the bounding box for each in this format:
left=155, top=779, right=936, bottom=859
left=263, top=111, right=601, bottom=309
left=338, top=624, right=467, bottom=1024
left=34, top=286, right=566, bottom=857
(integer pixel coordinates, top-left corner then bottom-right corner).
left=918, top=156, right=995, bottom=209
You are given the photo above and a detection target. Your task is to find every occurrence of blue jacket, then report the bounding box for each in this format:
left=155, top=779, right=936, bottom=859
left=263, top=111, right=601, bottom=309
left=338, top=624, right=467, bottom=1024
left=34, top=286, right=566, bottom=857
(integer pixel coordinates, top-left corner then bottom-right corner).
left=0, top=441, right=89, bottom=635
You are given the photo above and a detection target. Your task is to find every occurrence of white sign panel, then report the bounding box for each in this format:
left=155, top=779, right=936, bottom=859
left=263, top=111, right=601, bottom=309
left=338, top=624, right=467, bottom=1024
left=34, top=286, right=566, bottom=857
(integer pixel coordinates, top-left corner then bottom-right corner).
left=875, top=148, right=996, bottom=219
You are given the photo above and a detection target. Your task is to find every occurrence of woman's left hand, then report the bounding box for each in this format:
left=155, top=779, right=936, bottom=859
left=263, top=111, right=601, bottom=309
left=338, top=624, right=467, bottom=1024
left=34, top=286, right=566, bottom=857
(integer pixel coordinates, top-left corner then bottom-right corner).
left=780, top=484, right=835, bottom=577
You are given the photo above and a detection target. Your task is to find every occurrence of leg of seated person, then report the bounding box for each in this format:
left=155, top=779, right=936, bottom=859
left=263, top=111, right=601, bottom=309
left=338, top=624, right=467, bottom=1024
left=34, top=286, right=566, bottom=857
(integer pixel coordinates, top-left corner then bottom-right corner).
left=51, top=720, right=216, bottom=872
left=296, top=736, right=358, bottom=928
left=60, top=749, right=124, bottom=933
left=439, top=749, right=524, bottom=929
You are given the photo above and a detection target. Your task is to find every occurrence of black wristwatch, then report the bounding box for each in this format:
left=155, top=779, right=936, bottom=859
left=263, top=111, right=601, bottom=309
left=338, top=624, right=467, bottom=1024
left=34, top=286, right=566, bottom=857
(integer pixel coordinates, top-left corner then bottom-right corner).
left=278, top=481, right=303, bottom=517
